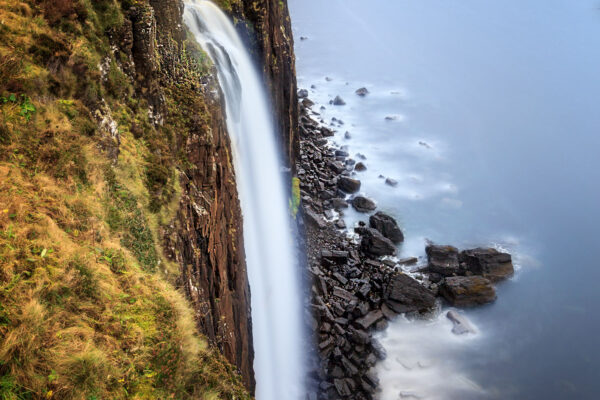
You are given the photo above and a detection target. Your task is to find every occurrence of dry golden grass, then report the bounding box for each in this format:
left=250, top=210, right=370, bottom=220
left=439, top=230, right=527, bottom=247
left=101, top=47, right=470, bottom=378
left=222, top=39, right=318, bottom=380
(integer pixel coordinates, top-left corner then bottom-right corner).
left=0, top=0, right=251, bottom=399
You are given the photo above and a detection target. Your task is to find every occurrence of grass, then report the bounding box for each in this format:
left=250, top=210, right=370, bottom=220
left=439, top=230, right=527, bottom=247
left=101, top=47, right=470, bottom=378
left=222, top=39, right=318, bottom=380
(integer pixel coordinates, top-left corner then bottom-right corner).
left=0, top=0, right=252, bottom=398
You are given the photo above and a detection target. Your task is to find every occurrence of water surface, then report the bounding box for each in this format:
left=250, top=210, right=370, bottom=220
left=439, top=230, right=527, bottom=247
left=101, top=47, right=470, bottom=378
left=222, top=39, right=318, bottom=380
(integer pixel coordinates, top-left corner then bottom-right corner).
left=289, top=0, right=600, bottom=398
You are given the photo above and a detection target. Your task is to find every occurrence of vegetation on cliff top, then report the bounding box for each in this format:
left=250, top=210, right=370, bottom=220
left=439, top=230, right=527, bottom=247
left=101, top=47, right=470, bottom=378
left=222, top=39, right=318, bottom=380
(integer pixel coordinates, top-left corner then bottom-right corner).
left=0, top=0, right=250, bottom=398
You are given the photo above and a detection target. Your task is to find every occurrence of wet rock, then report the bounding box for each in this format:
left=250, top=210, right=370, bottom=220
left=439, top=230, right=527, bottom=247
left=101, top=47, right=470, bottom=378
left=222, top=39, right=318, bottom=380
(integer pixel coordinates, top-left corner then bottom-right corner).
left=423, top=244, right=460, bottom=276
left=459, top=248, right=514, bottom=282
left=446, top=310, right=477, bottom=335
left=397, top=257, right=418, bottom=266
left=328, top=161, right=346, bottom=174
left=369, top=212, right=404, bottom=243
left=304, top=207, right=327, bottom=229
left=335, top=149, right=349, bottom=158
left=355, top=87, right=369, bottom=97
left=321, top=250, right=349, bottom=265
left=440, top=276, right=496, bottom=307
left=356, top=310, right=383, bottom=329
left=384, top=273, right=436, bottom=313
left=385, top=177, right=398, bottom=187
left=332, top=95, right=346, bottom=106
left=298, top=89, right=309, bottom=98
left=352, top=196, right=377, bottom=213
left=302, top=98, right=314, bottom=108
left=344, top=131, right=352, bottom=139
left=355, top=162, right=367, bottom=171
left=331, top=198, right=349, bottom=210
left=360, top=228, right=396, bottom=257
left=338, top=176, right=361, bottom=193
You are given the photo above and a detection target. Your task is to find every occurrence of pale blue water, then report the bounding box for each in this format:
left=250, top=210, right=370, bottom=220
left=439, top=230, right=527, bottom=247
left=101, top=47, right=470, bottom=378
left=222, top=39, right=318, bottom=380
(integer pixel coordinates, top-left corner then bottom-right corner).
left=289, top=0, right=600, bottom=398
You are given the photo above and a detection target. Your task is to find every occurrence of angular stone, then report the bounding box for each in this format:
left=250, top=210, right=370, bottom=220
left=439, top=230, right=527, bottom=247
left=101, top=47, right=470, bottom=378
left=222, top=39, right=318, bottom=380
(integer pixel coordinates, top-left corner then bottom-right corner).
left=321, top=250, right=349, bottom=265
left=356, top=310, right=383, bottom=329
left=459, top=248, right=514, bottom=282
left=369, top=212, right=404, bottom=243
left=332, top=95, right=346, bottom=106
left=384, top=273, right=436, bottom=313
left=423, top=244, right=460, bottom=276
left=333, top=287, right=357, bottom=302
left=446, top=310, right=477, bottom=335
left=360, top=228, right=396, bottom=257
left=352, top=196, right=377, bottom=213
left=338, top=176, right=361, bottom=193
left=440, top=276, right=496, bottom=307
left=355, top=87, right=369, bottom=97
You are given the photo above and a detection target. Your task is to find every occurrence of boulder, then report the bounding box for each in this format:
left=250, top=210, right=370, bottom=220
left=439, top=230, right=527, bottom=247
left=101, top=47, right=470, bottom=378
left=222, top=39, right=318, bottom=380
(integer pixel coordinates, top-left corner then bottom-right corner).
left=355, top=87, right=369, bottom=97
left=360, top=228, right=396, bottom=257
left=355, top=162, right=367, bottom=171
left=385, top=177, right=398, bottom=187
left=303, top=207, right=326, bottom=229
left=423, top=244, right=460, bottom=276
left=298, top=89, right=309, bottom=98
left=352, top=196, right=376, bottom=213
left=384, top=273, right=436, bottom=313
left=331, top=198, right=349, bottom=210
left=446, top=310, right=476, bottom=335
left=332, top=96, right=346, bottom=106
left=440, top=276, right=496, bottom=307
left=369, top=212, right=404, bottom=243
left=338, top=176, right=361, bottom=193
left=459, top=248, right=514, bottom=282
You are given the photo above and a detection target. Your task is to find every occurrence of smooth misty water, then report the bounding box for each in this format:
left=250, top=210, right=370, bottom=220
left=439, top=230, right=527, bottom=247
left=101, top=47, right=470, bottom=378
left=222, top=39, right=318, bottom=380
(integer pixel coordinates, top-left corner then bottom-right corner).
left=184, top=2, right=304, bottom=399
left=290, top=0, right=600, bottom=398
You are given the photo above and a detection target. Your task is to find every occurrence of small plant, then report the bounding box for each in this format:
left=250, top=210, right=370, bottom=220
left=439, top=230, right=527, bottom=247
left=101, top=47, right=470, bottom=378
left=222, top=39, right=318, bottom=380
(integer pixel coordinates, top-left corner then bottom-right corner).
left=18, top=95, right=36, bottom=121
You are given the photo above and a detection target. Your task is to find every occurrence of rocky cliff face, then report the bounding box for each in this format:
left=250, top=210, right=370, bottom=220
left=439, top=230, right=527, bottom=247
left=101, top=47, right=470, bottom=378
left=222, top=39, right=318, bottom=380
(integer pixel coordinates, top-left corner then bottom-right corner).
left=241, top=0, right=299, bottom=167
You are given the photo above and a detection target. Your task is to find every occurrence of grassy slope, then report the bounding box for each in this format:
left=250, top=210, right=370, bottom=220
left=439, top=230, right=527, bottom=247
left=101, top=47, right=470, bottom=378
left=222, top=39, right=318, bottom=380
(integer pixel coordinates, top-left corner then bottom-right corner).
left=0, top=0, right=251, bottom=399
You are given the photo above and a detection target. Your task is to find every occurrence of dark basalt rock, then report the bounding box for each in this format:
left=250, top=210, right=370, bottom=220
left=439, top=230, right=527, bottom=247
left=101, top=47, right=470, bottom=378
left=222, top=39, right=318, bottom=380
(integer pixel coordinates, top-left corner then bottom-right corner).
left=338, top=176, right=361, bottom=193
left=385, top=177, right=398, bottom=187
left=422, top=244, right=460, bottom=276
left=355, top=162, right=367, bottom=171
left=384, top=273, right=436, bottom=313
left=332, top=95, right=346, bottom=105
left=331, top=198, right=349, bottom=210
left=355, top=87, right=369, bottom=97
left=360, top=228, right=396, bottom=257
left=369, top=212, right=404, bottom=244
left=352, top=196, right=377, bottom=213
left=459, top=248, right=514, bottom=282
left=298, top=88, right=309, bottom=98
left=440, top=276, right=496, bottom=307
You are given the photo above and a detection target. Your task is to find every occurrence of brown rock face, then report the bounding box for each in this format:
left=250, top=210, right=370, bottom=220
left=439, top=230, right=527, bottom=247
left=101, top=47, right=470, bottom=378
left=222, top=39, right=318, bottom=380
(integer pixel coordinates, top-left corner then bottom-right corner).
left=163, top=88, right=254, bottom=390
left=240, top=0, right=299, bottom=167
left=440, top=276, right=497, bottom=307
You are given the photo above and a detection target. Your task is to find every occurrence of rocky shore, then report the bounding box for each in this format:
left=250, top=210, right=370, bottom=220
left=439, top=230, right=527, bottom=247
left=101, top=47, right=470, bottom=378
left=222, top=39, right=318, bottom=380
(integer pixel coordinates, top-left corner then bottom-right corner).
left=296, top=92, right=515, bottom=400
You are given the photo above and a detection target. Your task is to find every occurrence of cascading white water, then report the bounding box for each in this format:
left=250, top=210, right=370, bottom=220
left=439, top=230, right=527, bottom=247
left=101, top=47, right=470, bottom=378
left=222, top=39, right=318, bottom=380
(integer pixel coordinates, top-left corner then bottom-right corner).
left=183, top=1, right=304, bottom=399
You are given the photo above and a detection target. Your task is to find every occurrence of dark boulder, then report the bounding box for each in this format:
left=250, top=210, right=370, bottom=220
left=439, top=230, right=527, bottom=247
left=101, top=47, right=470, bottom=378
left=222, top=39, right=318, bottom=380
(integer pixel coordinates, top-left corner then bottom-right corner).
left=360, top=228, right=396, bottom=257
left=355, top=87, right=369, bottom=97
left=459, top=248, right=514, bottom=282
left=331, top=198, right=348, bottom=210
left=384, top=273, right=436, bottom=313
left=422, top=244, right=460, bottom=276
left=332, top=95, right=346, bottom=106
left=338, top=176, right=361, bottom=193
left=298, top=89, right=309, bottom=98
left=385, top=177, right=398, bottom=187
left=352, top=196, right=376, bottom=213
left=440, top=276, right=496, bottom=307
left=369, top=212, right=404, bottom=243
left=355, top=162, right=367, bottom=171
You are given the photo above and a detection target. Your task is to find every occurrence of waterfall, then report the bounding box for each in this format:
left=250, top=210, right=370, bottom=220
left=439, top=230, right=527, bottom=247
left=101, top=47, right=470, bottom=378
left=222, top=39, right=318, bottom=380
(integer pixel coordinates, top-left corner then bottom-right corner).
left=184, top=2, right=304, bottom=399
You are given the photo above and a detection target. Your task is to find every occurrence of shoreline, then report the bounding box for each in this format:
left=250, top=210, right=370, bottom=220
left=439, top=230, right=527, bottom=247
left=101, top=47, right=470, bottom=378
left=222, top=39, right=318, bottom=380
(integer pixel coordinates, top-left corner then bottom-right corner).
left=296, top=92, right=515, bottom=399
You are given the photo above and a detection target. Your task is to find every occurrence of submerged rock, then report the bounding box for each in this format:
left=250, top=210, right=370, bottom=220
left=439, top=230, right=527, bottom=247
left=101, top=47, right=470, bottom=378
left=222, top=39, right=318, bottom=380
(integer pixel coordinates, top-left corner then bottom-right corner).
left=352, top=196, right=377, bottom=213
left=360, top=228, right=396, bottom=257
left=355, top=162, right=367, bottom=171
left=355, top=87, right=369, bottom=97
left=459, top=247, right=514, bottom=282
left=369, top=212, right=404, bottom=243
left=446, top=310, right=477, bottom=335
left=440, top=276, right=496, bottom=307
left=332, top=95, right=346, bottom=105
left=298, top=88, right=309, bottom=98
left=384, top=273, right=436, bottom=313
left=385, top=177, right=398, bottom=187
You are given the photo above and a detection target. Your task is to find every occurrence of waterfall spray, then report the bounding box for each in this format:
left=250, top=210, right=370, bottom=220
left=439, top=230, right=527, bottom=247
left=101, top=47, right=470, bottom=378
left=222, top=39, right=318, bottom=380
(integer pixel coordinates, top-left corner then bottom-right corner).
left=184, top=1, right=304, bottom=399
